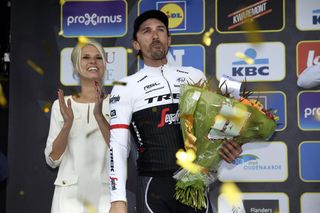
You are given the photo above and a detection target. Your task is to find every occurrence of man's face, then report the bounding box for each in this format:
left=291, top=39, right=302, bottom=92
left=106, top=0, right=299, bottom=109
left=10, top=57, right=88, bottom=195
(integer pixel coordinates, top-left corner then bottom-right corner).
left=133, top=18, right=171, bottom=61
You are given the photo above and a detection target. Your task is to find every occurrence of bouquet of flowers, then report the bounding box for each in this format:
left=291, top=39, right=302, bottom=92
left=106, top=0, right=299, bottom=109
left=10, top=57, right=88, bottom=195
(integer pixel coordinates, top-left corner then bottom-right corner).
left=174, top=78, right=278, bottom=209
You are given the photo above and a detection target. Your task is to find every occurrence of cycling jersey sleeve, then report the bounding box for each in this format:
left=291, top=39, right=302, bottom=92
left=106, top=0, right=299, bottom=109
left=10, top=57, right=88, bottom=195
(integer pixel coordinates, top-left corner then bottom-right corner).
left=108, top=81, right=133, bottom=202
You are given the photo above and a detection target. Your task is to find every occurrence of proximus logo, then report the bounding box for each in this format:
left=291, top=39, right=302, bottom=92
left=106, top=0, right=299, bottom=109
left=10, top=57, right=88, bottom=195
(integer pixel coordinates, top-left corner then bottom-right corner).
left=67, top=13, right=122, bottom=26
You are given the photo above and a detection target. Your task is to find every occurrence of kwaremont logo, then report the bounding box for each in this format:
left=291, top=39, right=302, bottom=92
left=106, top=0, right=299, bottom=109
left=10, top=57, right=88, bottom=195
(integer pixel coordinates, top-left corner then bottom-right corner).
left=67, top=13, right=122, bottom=26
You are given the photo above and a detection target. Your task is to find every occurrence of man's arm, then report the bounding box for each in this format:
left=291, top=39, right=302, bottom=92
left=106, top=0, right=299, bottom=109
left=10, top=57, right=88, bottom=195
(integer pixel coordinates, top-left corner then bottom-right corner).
left=108, top=83, right=132, bottom=212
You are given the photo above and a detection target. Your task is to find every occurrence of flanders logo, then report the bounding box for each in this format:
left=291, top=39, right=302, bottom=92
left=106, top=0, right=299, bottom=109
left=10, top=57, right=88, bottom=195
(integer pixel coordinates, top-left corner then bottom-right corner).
left=160, top=3, right=186, bottom=30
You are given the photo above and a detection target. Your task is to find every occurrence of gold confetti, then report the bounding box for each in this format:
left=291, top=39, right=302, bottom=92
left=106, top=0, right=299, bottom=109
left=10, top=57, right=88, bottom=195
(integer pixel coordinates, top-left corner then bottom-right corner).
left=220, top=182, right=242, bottom=206
left=19, top=190, right=25, bottom=196
left=126, top=48, right=133, bottom=54
left=176, top=149, right=204, bottom=174
left=43, top=101, right=52, bottom=113
left=112, top=81, right=127, bottom=86
left=78, top=36, right=89, bottom=45
left=241, top=19, right=264, bottom=43
left=235, top=52, right=254, bottom=65
left=27, top=59, right=44, bottom=76
left=0, top=83, right=7, bottom=107
left=202, top=27, right=214, bottom=47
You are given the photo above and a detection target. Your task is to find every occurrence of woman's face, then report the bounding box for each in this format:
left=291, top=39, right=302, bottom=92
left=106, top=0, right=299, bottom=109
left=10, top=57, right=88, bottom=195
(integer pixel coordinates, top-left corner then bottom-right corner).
left=78, top=45, right=105, bottom=81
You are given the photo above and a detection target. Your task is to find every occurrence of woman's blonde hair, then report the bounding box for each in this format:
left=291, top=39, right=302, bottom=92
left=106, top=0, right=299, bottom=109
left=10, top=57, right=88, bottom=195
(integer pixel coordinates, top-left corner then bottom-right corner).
left=71, top=39, right=106, bottom=75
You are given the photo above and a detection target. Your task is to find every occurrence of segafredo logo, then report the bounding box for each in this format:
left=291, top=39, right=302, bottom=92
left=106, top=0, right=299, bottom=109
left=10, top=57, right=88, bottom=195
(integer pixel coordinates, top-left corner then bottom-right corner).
left=61, top=0, right=127, bottom=37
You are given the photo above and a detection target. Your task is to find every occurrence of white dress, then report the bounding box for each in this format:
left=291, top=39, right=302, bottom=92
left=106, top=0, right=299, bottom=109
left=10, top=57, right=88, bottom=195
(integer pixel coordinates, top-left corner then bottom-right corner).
left=45, top=96, right=111, bottom=213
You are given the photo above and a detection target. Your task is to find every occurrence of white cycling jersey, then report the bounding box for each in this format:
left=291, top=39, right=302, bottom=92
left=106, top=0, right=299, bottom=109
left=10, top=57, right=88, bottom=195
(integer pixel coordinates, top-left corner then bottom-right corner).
left=108, top=63, right=205, bottom=202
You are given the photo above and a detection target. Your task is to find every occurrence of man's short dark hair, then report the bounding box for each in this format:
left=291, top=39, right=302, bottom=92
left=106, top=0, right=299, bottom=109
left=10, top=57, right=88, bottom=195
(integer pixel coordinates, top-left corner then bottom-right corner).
left=133, top=10, right=169, bottom=40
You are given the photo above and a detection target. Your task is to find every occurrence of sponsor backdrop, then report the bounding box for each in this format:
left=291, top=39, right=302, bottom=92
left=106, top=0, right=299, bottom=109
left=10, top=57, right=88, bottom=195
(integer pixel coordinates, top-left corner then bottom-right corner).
left=7, top=0, right=320, bottom=212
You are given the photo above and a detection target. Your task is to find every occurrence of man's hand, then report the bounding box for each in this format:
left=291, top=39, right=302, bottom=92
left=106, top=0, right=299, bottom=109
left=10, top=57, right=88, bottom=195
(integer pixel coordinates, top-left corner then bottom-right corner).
left=109, top=201, right=127, bottom=213
left=219, top=140, right=242, bottom=163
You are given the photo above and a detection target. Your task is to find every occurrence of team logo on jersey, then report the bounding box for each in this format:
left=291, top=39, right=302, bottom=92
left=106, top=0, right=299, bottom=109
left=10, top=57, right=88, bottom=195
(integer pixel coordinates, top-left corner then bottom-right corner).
left=144, top=82, right=161, bottom=91
left=109, top=95, right=120, bottom=104
left=157, top=108, right=180, bottom=127
left=145, top=93, right=180, bottom=104
left=110, top=109, right=117, bottom=119
left=61, top=0, right=127, bottom=37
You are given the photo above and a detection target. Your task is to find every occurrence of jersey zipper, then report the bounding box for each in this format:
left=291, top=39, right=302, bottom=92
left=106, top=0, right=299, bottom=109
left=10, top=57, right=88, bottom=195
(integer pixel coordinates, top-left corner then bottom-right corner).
left=160, top=65, right=173, bottom=103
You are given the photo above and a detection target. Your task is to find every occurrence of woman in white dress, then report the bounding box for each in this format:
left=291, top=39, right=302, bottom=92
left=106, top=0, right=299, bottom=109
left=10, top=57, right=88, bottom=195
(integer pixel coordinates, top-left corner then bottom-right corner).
left=45, top=39, right=111, bottom=212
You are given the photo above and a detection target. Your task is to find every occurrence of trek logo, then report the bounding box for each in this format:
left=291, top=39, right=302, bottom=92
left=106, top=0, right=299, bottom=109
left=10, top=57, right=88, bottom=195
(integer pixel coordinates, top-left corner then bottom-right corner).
left=61, top=0, right=127, bottom=37
left=145, top=93, right=180, bottom=104
left=232, top=48, right=269, bottom=77
left=216, top=42, right=285, bottom=82
left=144, top=82, right=160, bottom=91
left=313, top=9, right=320, bottom=25
left=297, top=41, right=320, bottom=75
left=109, top=95, right=120, bottom=104
left=157, top=108, right=180, bottom=127
left=110, top=148, right=114, bottom=172
left=298, top=92, right=320, bottom=130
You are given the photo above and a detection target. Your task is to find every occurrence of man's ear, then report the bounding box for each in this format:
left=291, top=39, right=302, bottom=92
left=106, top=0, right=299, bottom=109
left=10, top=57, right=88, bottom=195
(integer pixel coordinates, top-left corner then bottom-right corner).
left=132, top=40, right=140, bottom=51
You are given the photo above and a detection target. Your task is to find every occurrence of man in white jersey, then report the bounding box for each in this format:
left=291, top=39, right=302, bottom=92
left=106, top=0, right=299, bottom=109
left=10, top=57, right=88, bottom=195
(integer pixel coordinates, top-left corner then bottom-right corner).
left=108, top=10, right=242, bottom=213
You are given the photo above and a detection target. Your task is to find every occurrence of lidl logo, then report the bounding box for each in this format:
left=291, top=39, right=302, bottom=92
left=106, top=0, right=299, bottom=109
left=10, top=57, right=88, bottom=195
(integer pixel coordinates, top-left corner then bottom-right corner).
left=139, top=0, right=204, bottom=34
left=61, top=0, right=127, bottom=37
left=159, top=2, right=185, bottom=30
left=299, top=142, right=320, bottom=181
left=216, top=42, right=285, bottom=82
left=60, top=47, right=127, bottom=86
left=296, top=0, right=320, bottom=30
left=138, top=45, right=205, bottom=73
left=298, top=91, right=320, bottom=130
left=297, top=41, right=320, bottom=75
